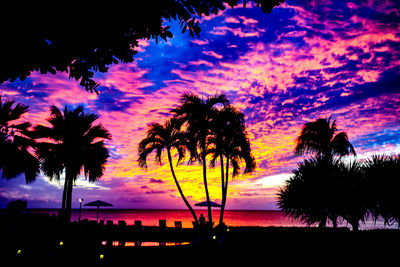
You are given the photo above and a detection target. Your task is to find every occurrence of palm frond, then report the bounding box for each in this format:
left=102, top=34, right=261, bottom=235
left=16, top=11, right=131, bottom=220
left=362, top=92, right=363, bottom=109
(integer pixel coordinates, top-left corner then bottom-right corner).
left=83, top=140, right=109, bottom=182
left=36, top=105, right=110, bottom=183
left=85, top=123, right=112, bottom=143
left=295, top=117, right=355, bottom=159
left=138, top=137, right=162, bottom=169
left=8, top=102, right=29, bottom=122
left=331, top=132, right=356, bottom=157
left=0, top=97, right=38, bottom=183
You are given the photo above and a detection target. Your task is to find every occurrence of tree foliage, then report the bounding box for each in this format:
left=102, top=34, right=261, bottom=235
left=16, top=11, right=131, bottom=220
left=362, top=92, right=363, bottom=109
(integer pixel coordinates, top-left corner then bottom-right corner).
left=138, top=118, right=199, bottom=225
left=34, top=106, right=111, bottom=222
left=295, top=117, right=356, bottom=160
left=365, top=154, right=400, bottom=226
left=278, top=154, right=400, bottom=231
left=0, top=96, right=39, bottom=183
left=208, top=105, right=255, bottom=224
left=139, top=93, right=255, bottom=227
left=277, top=158, right=343, bottom=227
left=0, top=0, right=283, bottom=93
left=171, top=92, right=230, bottom=224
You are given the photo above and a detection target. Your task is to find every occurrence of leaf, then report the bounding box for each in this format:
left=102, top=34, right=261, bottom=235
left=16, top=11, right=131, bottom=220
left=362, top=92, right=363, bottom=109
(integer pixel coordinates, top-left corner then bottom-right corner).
left=166, top=31, right=173, bottom=38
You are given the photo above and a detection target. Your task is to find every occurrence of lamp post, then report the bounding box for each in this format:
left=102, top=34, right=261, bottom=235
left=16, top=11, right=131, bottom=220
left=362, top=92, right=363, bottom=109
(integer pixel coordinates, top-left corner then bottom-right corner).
left=78, top=198, right=83, bottom=222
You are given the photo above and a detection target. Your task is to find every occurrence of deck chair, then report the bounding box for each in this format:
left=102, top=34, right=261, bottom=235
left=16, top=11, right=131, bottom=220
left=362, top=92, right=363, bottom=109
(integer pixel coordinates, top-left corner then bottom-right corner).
left=118, top=220, right=127, bottom=227
left=134, top=220, right=143, bottom=230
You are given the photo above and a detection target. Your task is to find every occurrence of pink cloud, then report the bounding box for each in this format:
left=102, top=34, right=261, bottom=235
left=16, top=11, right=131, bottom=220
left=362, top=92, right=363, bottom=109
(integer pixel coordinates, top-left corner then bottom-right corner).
left=284, top=30, right=307, bottom=38
left=190, top=39, right=209, bottom=46
left=238, top=15, right=258, bottom=25
left=97, top=62, right=154, bottom=93
left=210, top=26, right=264, bottom=38
left=202, top=50, right=223, bottom=59
left=188, top=59, right=214, bottom=67
left=135, top=39, right=151, bottom=53
left=2, top=1, right=399, bottom=210
left=30, top=72, right=98, bottom=106
left=224, top=16, right=240, bottom=24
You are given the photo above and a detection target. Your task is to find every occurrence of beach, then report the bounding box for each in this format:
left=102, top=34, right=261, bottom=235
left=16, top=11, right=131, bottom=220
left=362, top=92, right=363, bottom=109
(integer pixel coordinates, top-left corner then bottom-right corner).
left=2, top=210, right=400, bottom=265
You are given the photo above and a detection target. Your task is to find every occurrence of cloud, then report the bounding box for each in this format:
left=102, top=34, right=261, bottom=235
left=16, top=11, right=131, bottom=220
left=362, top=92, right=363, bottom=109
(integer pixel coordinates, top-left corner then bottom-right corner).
left=224, top=16, right=241, bottom=24
left=190, top=39, right=210, bottom=45
left=1, top=0, right=399, bottom=209
left=202, top=50, right=223, bottom=59
left=149, top=178, right=164, bottom=184
left=210, top=26, right=264, bottom=38
left=188, top=59, right=214, bottom=67
left=145, top=190, right=167, bottom=194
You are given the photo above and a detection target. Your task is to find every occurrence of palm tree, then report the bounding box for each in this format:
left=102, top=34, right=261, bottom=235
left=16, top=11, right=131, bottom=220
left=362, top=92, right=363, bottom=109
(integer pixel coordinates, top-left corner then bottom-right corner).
left=0, top=96, right=39, bottom=183
left=337, top=159, right=369, bottom=231
left=208, top=105, right=256, bottom=225
left=295, top=117, right=356, bottom=161
left=365, top=154, right=400, bottom=227
left=293, top=116, right=356, bottom=227
left=171, top=92, right=229, bottom=225
left=277, top=158, right=342, bottom=227
left=138, top=118, right=199, bottom=225
left=34, top=106, right=111, bottom=222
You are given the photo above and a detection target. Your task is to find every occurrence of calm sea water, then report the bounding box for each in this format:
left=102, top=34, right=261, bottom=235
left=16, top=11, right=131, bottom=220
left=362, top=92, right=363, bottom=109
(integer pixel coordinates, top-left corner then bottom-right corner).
left=29, top=209, right=398, bottom=230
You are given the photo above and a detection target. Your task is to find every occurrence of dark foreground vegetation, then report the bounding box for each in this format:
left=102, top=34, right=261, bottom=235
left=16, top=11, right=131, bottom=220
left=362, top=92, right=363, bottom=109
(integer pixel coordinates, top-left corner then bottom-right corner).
left=2, top=212, right=399, bottom=265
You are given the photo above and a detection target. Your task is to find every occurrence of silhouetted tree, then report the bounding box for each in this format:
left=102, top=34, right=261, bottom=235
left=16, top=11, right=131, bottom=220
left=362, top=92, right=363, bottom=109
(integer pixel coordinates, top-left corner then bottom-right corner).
left=34, top=106, right=111, bottom=222
left=295, top=117, right=356, bottom=161
left=172, top=92, right=229, bottom=225
left=295, top=118, right=356, bottom=226
left=293, top=117, right=356, bottom=227
left=1, top=1, right=283, bottom=92
left=138, top=118, right=199, bottom=225
left=337, top=160, right=369, bottom=231
left=0, top=96, right=39, bottom=183
left=278, top=158, right=342, bottom=227
left=365, top=154, right=400, bottom=227
left=208, top=105, right=256, bottom=225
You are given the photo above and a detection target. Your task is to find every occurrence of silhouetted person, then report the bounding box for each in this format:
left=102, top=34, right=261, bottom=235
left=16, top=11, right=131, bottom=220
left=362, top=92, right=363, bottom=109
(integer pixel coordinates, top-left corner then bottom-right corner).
left=199, top=214, right=206, bottom=229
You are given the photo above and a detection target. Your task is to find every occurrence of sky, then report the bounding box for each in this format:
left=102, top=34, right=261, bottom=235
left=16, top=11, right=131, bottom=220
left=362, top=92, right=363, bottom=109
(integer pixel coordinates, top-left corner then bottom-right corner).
left=0, top=0, right=399, bottom=210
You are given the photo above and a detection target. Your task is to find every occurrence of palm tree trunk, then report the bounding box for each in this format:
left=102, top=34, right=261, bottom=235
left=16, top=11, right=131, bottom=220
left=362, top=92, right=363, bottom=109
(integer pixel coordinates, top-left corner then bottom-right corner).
left=329, top=215, right=338, bottom=228
left=167, top=149, right=199, bottom=225
left=222, top=157, right=230, bottom=224
left=62, top=176, right=68, bottom=211
left=351, top=218, right=359, bottom=232
left=65, top=167, right=74, bottom=223
left=59, top=174, right=68, bottom=221
left=219, top=154, right=225, bottom=225
left=319, top=216, right=327, bottom=227
left=201, top=144, right=212, bottom=226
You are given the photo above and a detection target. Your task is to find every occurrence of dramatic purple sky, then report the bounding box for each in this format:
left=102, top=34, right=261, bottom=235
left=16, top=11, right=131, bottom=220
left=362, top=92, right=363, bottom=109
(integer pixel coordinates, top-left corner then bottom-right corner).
left=1, top=0, right=399, bottom=210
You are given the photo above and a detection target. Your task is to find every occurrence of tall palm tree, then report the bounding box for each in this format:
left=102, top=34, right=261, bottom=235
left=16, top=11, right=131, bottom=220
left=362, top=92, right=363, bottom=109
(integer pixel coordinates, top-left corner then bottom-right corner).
left=208, top=105, right=256, bottom=225
left=0, top=96, right=39, bottom=183
left=138, top=118, right=199, bottom=225
left=295, top=117, right=356, bottom=160
left=171, top=92, right=229, bottom=225
left=34, top=106, right=111, bottom=222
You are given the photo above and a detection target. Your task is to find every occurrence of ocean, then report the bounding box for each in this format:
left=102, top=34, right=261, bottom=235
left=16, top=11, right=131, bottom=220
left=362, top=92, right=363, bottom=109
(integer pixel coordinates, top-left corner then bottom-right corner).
left=28, top=209, right=398, bottom=230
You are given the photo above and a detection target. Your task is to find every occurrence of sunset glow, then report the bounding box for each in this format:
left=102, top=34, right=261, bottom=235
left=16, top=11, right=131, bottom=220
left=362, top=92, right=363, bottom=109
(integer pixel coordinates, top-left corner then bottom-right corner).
left=1, top=0, right=399, bottom=210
